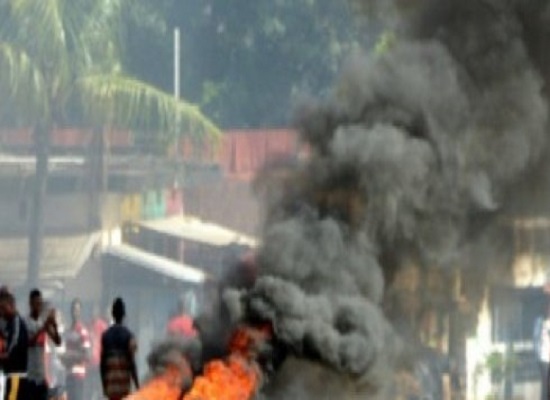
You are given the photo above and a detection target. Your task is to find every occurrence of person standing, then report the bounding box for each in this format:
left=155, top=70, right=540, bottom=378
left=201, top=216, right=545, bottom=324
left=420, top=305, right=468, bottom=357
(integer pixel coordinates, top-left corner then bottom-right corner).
left=89, top=305, right=108, bottom=400
left=46, top=309, right=67, bottom=400
left=25, top=289, right=62, bottom=400
left=0, top=289, right=28, bottom=400
left=100, top=298, right=139, bottom=400
left=167, top=294, right=197, bottom=339
left=61, top=299, right=91, bottom=400
left=534, top=307, right=550, bottom=400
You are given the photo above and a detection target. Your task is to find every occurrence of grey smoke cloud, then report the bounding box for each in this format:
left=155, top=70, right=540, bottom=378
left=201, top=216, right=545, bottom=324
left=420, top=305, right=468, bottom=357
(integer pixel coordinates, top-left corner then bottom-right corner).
left=143, top=336, right=201, bottom=390
left=232, top=0, right=550, bottom=398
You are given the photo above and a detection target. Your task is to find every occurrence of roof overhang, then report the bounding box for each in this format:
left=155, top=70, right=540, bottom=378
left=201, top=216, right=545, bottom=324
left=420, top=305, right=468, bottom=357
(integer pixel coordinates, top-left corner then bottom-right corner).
left=0, top=232, right=100, bottom=285
left=103, top=244, right=208, bottom=284
left=138, top=216, right=258, bottom=247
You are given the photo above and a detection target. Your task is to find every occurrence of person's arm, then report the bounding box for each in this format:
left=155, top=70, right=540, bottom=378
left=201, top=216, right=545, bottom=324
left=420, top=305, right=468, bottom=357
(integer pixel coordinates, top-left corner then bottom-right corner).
left=0, top=335, right=5, bottom=364
left=46, top=323, right=62, bottom=346
left=4, top=317, right=22, bottom=358
left=45, top=310, right=62, bottom=346
left=28, top=312, right=60, bottom=346
left=129, top=336, right=139, bottom=389
left=0, top=332, right=9, bottom=361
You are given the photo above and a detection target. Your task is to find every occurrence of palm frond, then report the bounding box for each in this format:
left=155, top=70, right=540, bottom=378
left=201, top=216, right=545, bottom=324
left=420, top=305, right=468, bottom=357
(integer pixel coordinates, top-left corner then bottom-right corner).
left=78, top=73, right=221, bottom=140
left=9, top=0, right=69, bottom=73
left=0, top=42, right=48, bottom=122
left=65, top=0, right=123, bottom=72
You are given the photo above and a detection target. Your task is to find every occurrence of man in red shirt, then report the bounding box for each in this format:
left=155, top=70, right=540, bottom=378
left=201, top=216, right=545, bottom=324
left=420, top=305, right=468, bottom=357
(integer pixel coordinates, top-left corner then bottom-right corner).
left=89, top=305, right=108, bottom=400
left=61, top=299, right=91, bottom=400
left=91, top=306, right=108, bottom=368
left=166, top=295, right=196, bottom=339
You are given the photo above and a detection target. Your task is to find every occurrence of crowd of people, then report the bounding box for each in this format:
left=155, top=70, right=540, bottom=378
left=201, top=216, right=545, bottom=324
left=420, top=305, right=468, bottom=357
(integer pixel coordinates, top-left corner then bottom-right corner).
left=0, top=286, right=199, bottom=400
left=0, top=256, right=258, bottom=400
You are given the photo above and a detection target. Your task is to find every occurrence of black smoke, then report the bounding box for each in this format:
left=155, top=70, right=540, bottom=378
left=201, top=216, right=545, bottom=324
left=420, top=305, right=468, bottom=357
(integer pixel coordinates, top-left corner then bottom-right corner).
left=230, top=1, right=550, bottom=398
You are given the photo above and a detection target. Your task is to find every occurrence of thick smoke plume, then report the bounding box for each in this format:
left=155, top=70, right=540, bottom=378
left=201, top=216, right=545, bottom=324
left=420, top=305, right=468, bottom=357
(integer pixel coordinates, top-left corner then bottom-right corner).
left=145, top=337, right=200, bottom=380
left=231, top=1, right=550, bottom=398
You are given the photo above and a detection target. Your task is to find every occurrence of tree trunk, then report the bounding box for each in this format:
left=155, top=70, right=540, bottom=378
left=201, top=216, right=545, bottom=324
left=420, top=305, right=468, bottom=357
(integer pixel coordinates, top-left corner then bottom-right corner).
left=87, top=127, right=105, bottom=230
left=27, top=123, right=50, bottom=289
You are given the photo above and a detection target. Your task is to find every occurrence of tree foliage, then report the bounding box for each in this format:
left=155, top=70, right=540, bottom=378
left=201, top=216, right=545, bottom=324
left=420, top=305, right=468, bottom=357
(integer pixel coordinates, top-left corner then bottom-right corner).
left=0, top=0, right=219, bottom=286
left=123, top=0, right=377, bottom=128
left=0, top=0, right=220, bottom=138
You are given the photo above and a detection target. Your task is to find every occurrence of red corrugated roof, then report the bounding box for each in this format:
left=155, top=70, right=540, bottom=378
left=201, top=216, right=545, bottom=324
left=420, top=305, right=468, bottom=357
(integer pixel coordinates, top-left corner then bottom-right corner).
left=180, top=129, right=299, bottom=180
left=0, top=128, right=300, bottom=180
left=0, top=128, right=133, bottom=147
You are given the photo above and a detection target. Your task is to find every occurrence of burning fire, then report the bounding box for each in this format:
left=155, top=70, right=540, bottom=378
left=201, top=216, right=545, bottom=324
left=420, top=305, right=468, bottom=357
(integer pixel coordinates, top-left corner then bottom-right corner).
left=183, top=357, right=259, bottom=400
left=125, top=366, right=187, bottom=400
left=184, top=325, right=271, bottom=400
left=126, top=324, right=272, bottom=400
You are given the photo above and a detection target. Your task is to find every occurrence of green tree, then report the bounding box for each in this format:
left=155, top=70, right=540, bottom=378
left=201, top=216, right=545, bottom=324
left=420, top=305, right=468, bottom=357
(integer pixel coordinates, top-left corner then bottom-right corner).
left=0, top=0, right=219, bottom=288
left=123, top=0, right=378, bottom=128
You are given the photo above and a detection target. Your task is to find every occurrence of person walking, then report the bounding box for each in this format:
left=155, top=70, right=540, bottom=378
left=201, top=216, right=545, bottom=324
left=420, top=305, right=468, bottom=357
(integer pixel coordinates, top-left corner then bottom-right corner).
left=25, top=289, right=61, bottom=400
left=89, top=304, right=108, bottom=400
left=0, top=289, right=28, bottom=400
left=61, top=299, right=91, bottom=400
left=100, top=298, right=139, bottom=400
left=534, top=306, right=550, bottom=400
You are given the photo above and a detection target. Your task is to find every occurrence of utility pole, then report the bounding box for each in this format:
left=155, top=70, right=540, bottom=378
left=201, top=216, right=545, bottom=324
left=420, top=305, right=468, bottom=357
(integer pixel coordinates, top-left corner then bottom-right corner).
left=174, top=28, right=181, bottom=158
left=173, top=27, right=185, bottom=218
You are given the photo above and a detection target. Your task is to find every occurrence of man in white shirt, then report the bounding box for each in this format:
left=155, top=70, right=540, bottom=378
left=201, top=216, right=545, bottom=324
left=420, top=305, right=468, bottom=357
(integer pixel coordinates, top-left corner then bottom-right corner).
left=25, top=289, right=61, bottom=400
left=534, top=309, right=550, bottom=400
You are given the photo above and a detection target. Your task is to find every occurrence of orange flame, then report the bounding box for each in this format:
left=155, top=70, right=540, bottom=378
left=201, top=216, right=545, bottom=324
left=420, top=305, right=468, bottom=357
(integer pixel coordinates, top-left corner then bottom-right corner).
left=184, top=325, right=272, bottom=400
left=125, top=365, right=190, bottom=400
left=125, top=325, right=271, bottom=400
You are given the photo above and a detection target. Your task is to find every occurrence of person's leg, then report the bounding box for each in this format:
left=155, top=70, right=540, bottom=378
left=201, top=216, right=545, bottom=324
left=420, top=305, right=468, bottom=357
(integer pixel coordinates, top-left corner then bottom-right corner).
left=24, top=380, right=34, bottom=400
left=38, top=382, right=49, bottom=400
left=93, top=368, right=102, bottom=400
left=15, top=379, right=28, bottom=400
left=0, top=373, right=4, bottom=400
left=28, top=381, right=49, bottom=400
left=49, top=386, right=66, bottom=400
left=5, top=376, right=21, bottom=400
left=74, top=378, right=84, bottom=400
left=545, top=362, right=550, bottom=400
left=5, top=377, right=28, bottom=400
left=541, top=362, right=549, bottom=400
left=65, top=375, right=75, bottom=400
left=86, top=368, right=98, bottom=400
left=4, top=376, right=11, bottom=400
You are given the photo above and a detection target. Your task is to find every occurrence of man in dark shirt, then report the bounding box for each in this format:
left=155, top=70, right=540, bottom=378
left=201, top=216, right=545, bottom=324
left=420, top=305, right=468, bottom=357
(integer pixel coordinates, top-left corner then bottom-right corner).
left=100, top=298, right=138, bottom=400
left=0, top=290, right=28, bottom=400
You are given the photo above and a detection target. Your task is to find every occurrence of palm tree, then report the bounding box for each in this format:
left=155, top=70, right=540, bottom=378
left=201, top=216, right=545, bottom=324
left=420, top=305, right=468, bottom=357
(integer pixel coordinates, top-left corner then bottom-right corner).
left=0, top=0, right=220, bottom=288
